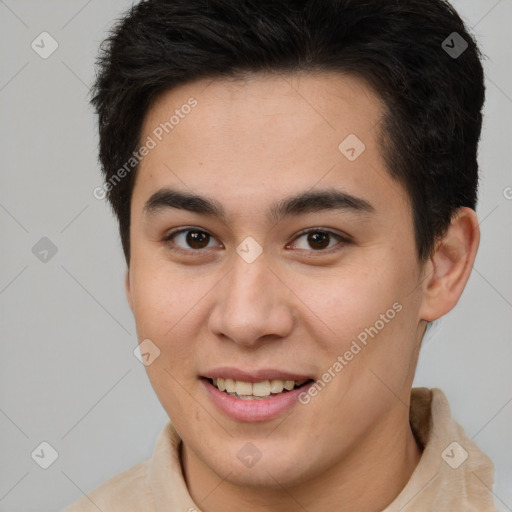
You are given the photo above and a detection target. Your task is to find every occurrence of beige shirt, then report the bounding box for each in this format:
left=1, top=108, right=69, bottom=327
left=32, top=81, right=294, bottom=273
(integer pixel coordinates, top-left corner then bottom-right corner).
left=62, top=387, right=497, bottom=511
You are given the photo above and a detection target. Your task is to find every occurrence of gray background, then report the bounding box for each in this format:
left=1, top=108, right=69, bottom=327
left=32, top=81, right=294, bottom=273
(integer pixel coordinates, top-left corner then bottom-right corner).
left=0, top=0, right=511, bottom=511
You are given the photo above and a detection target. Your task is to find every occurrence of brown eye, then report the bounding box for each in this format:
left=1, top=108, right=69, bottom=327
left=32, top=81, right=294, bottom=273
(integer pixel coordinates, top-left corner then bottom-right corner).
left=162, top=228, right=219, bottom=252
left=289, top=229, right=349, bottom=253
left=186, top=230, right=210, bottom=249
left=306, top=231, right=330, bottom=250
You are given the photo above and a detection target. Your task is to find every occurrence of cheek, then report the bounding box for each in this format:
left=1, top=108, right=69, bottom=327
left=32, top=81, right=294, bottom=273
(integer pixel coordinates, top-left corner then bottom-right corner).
left=130, top=254, right=190, bottom=321
left=301, top=255, right=421, bottom=391
left=129, top=265, right=207, bottom=416
left=298, top=264, right=407, bottom=344
left=128, top=262, right=204, bottom=359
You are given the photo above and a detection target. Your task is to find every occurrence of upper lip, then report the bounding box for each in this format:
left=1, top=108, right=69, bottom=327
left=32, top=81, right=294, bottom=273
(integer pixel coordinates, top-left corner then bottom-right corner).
left=202, top=367, right=313, bottom=382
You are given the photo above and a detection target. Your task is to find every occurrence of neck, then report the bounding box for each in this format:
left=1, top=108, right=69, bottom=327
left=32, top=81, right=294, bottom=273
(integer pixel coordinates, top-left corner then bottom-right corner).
left=181, top=405, right=423, bottom=512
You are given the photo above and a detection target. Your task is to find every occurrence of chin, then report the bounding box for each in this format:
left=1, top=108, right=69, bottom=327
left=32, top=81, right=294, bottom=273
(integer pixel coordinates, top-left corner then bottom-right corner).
left=223, top=460, right=308, bottom=489
left=208, top=440, right=319, bottom=489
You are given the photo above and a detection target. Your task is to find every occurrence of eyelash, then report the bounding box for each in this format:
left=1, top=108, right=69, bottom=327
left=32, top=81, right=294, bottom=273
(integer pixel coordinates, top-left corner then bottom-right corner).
left=161, top=227, right=351, bottom=256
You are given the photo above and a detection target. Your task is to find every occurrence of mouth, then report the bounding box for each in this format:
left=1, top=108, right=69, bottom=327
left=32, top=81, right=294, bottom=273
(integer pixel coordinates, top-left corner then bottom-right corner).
left=206, top=377, right=314, bottom=400
left=200, top=368, right=316, bottom=421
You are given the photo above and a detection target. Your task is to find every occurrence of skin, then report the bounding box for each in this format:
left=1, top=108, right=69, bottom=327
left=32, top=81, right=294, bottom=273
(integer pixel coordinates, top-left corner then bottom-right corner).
left=125, top=72, right=480, bottom=511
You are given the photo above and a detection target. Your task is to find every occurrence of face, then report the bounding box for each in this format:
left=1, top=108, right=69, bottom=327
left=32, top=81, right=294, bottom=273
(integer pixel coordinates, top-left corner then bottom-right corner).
left=126, top=72, right=427, bottom=489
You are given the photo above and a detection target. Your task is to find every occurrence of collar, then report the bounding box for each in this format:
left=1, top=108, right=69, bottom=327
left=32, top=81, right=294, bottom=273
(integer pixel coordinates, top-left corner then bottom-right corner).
left=382, top=387, right=495, bottom=511
left=147, top=387, right=496, bottom=511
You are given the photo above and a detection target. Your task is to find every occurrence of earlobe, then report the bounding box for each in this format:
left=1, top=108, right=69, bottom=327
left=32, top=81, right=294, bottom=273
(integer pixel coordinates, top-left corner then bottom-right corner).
left=419, top=207, right=480, bottom=322
left=125, top=270, right=133, bottom=311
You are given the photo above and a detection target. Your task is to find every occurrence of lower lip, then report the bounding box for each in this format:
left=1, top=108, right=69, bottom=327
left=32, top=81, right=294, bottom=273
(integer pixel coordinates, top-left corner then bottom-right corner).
left=201, top=378, right=313, bottom=423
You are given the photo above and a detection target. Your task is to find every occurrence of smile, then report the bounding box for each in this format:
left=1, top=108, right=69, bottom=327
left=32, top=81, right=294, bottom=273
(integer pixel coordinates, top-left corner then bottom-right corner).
left=201, top=375, right=315, bottom=422
left=209, top=377, right=312, bottom=400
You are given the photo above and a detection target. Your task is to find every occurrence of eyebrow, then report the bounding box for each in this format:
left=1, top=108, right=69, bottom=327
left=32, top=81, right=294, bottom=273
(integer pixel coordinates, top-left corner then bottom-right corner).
left=143, top=187, right=375, bottom=223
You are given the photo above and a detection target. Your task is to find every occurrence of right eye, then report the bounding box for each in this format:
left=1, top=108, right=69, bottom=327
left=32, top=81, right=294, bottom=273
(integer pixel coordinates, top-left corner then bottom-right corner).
left=161, top=227, right=223, bottom=254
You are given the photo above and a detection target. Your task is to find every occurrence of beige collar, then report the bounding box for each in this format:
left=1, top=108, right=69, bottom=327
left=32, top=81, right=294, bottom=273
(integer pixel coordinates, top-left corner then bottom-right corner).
left=382, top=387, right=495, bottom=511
left=147, top=387, right=496, bottom=511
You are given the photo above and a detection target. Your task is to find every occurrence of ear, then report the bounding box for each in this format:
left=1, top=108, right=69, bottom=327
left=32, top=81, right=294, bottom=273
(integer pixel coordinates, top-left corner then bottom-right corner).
left=125, top=269, right=133, bottom=312
left=418, top=207, right=480, bottom=322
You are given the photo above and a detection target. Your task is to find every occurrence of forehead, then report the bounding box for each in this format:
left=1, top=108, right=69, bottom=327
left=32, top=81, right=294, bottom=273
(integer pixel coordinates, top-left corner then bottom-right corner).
left=133, top=72, right=408, bottom=221
left=141, top=71, right=384, bottom=152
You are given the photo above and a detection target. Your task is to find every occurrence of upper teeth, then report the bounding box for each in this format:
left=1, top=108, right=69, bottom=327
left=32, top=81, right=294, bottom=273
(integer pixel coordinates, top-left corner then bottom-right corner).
left=212, top=378, right=308, bottom=397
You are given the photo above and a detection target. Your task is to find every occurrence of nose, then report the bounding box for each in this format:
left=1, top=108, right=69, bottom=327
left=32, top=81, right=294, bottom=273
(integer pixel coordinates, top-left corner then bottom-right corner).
left=208, top=255, right=295, bottom=348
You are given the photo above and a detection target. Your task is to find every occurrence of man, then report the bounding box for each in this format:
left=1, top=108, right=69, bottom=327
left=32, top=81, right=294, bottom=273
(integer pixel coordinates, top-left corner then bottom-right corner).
left=64, top=0, right=497, bottom=510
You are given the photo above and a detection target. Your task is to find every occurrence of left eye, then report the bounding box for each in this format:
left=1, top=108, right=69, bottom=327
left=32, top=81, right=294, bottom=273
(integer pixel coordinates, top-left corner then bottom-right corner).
left=288, top=229, right=347, bottom=252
